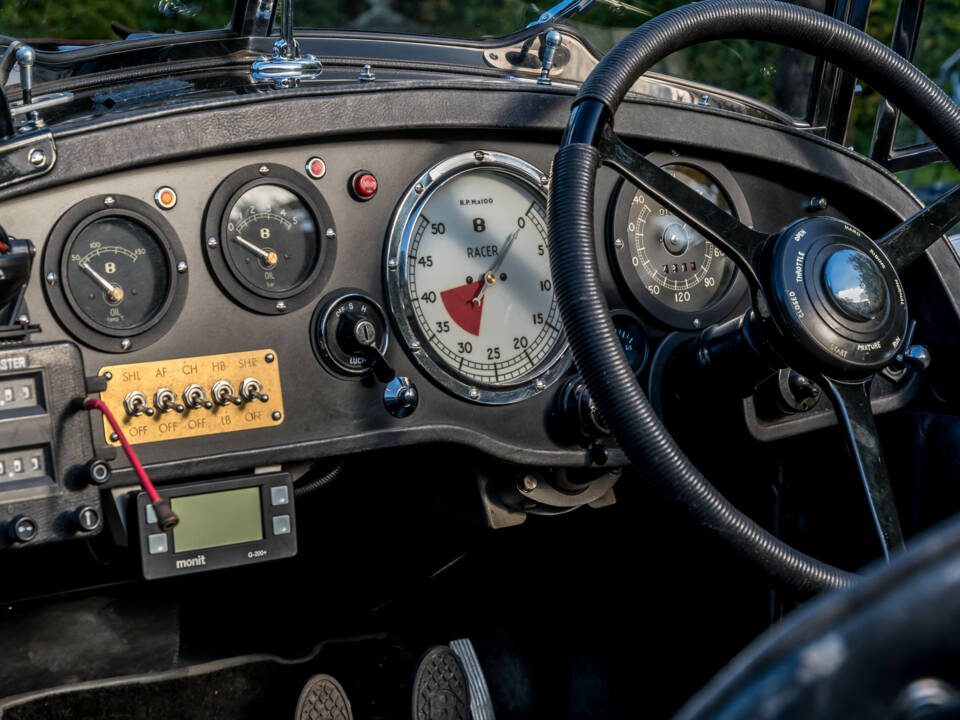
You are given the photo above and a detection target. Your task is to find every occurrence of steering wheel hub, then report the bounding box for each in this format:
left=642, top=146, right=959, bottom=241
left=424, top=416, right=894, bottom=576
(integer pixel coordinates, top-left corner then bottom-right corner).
left=766, top=216, right=907, bottom=376
left=822, top=247, right=890, bottom=322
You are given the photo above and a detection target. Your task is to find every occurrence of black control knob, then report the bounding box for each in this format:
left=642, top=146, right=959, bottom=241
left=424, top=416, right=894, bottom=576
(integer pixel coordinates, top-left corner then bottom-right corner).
left=8, top=515, right=37, bottom=543
left=313, top=292, right=390, bottom=377
left=557, top=376, right=609, bottom=440
left=76, top=506, right=101, bottom=532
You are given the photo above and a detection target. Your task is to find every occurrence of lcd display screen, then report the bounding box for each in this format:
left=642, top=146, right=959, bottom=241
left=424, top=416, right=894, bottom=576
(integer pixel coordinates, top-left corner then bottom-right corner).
left=171, top=486, right=263, bottom=553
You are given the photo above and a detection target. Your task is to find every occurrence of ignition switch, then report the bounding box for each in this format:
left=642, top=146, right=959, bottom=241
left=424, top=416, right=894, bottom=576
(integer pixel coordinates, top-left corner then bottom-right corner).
left=314, top=291, right=391, bottom=377
left=312, top=291, right=418, bottom=417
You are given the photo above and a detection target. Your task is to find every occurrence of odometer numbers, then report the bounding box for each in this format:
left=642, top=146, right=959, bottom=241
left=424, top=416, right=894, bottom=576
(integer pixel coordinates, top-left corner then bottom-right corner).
left=610, top=158, right=751, bottom=329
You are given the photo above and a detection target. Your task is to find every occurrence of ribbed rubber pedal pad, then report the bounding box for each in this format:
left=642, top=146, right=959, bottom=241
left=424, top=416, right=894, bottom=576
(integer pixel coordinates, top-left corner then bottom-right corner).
left=412, top=645, right=471, bottom=720
left=295, top=673, right=353, bottom=720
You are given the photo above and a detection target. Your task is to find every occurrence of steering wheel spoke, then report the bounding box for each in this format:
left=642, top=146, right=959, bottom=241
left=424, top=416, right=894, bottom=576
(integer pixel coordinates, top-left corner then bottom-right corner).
left=878, top=183, right=960, bottom=272
left=819, top=376, right=905, bottom=562
left=597, top=123, right=768, bottom=287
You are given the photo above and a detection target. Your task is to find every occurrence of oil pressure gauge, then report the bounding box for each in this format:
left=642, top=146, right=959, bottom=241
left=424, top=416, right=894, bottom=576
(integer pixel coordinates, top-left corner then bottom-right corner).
left=43, top=195, right=187, bottom=353
left=203, top=164, right=336, bottom=314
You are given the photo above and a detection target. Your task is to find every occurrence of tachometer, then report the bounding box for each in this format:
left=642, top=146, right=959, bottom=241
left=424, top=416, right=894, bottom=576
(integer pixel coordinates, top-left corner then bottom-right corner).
left=609, top=157, right=751, bottom=329
left=386, top=151, right=570, bottom=404
left=43, top=195, right=187, bottom=353
left=203, top=164, right=336, bottom=315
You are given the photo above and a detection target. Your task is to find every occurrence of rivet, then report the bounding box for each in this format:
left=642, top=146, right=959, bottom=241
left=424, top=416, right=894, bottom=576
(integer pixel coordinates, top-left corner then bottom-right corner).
left=120, top=338, right=131, bottom=350
left=265, top=352, right=275, bottom=363
left=15, top=314, right=28, bottom=324
left=468, top=387, right=479, bottom=399
left=207, top=236, right=218, bottom=248
left=614, top=237, right=624, bottom=249
left=414, top=183, right=424, bottom=194
left=540, top=175, right=548, bottom=185
left=110, top=433, right=119, bottom=442
left=275, top=301, right=287, bottom=313
left=474, top=151, right=485, bottom=162
left=45, top=272, right=57, bottom=285
left=388, top=258, right=398, bottom=270
left=693, top=318, right=701, bottom=329
left=177, top=261, right=188, bottom=273
left=535, top=379, right=546, bottom=391
left=28, top=148, right=45, bottom=167
left=258, top=165, right=270, bottom=175
left=325, top=228, right=336, bottom=239
left=103, top=371, right=113, bottom=380
left=488, top=52, right=498, bottom=60
left=271, top=411, right=282, bottom=421
left=104, top=196, right=116, bottom=206
left=410, top=340, right=421, bottom=351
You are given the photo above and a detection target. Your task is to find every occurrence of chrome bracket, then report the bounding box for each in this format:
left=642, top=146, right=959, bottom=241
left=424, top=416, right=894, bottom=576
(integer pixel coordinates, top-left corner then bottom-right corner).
left=250, top=0, right=321, bottom=87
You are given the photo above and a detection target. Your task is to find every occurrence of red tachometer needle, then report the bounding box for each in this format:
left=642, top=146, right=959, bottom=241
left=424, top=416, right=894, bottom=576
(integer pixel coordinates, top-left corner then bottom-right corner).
left=440, top=280, right=485, bottom=336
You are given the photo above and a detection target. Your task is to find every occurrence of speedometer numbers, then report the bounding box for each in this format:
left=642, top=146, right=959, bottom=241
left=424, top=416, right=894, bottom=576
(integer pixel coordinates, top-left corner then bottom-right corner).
left=386, top=151, right=570, bottom=405
left=609, top=158, right=751, bottom=329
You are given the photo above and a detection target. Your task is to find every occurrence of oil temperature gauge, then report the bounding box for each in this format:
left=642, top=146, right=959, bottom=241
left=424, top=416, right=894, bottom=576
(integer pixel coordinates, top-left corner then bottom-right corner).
left=43, top=195, right=187, bottom=352
left=64, top=217, right=170, bottom=332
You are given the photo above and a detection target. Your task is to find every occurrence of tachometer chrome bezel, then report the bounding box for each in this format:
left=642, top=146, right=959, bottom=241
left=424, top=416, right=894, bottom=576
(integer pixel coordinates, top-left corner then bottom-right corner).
left=385, top=150, right=571, bottom=405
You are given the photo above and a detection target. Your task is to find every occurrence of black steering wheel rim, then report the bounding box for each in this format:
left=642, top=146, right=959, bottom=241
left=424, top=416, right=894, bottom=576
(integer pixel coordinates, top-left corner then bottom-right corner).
left=548, top=0, right=960, bottom=595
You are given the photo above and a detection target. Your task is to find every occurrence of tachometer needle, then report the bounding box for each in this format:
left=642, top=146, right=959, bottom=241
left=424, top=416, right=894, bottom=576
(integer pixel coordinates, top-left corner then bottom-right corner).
left=234, top=235, right=278, bottom=265
left=81, top=262, right=124, bottom=302
left=472, top=228, right=521, bottom=305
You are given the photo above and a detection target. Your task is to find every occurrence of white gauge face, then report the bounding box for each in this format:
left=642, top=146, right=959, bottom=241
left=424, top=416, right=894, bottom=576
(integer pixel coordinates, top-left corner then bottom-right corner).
left=398, top=167, right=565, bottom=391
left=408, top=171, right=561, bottom=385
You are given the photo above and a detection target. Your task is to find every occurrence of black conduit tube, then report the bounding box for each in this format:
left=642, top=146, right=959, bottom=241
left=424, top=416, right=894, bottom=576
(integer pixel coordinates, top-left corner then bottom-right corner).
left=549, top=0, right=960, bottom=596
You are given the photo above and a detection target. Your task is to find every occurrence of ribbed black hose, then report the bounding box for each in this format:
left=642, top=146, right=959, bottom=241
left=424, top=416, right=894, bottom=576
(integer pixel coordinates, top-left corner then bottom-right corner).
left=549, top=0, right=960, bottom=596
left=294, top=461, right=346, bottom=498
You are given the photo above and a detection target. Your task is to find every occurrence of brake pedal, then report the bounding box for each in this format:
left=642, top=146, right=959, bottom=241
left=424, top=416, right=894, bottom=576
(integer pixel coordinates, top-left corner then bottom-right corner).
left=412, top=645, right=471, bottom=720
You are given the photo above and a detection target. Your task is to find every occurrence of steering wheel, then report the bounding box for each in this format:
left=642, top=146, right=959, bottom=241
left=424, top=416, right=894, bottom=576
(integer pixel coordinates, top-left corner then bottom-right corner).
left=548, top=0, right=960, bottom=595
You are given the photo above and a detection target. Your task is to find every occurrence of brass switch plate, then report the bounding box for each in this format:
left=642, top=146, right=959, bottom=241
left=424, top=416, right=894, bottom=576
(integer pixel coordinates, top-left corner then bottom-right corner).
left=98, top=349, right=283, bottom=446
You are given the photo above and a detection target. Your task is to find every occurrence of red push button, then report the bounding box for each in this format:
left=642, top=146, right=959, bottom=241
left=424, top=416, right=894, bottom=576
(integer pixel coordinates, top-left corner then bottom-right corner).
left=351, top=171, right=378, bottom=200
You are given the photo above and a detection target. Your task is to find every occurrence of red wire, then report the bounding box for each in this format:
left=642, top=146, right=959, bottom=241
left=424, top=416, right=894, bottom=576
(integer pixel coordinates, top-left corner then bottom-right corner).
left=84, top=397, right=160, bottom=503
left=0, top=240, right=8, bottom=253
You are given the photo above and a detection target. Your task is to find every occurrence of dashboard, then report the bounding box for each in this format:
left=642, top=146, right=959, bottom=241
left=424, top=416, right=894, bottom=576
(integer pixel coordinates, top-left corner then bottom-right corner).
left=0, top=77, right=953, bottom=560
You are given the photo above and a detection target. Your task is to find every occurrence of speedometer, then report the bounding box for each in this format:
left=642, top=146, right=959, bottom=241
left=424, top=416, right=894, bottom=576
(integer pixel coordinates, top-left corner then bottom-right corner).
left=386, top=151, right=570, bottom=404
left=609, top=157, right=751, bottom=329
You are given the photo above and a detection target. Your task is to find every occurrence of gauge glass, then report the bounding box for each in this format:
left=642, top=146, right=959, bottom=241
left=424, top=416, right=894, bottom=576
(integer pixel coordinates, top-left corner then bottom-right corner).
left=399, top=167, right=565, bottom=391
left=612, top=311, right=648, bottom=375
left=64, top=217, right=171, bottom=332
left=627, top=165, right=737, bottom=312
left=224, top=184, right=319, bottom=295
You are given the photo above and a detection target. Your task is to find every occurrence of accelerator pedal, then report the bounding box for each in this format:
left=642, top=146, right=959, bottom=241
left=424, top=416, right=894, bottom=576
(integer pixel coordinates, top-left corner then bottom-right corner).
left=449, top=638, right=496, bottom=720
left=295, top=674, right=353, bottom=720
left=412, top=645, right=471, bottom=720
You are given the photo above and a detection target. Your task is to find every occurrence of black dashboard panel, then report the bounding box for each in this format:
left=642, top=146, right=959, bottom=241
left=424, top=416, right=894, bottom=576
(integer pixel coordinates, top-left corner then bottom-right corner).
left=0, top=85, right=954, bottom=492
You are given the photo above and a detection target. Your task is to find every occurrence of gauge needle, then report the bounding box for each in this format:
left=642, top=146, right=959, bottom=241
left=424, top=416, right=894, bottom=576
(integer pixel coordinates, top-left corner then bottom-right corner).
left=234, top=235, right=278, bottom=265
left=81, top=262, right=124, bottom=302
left=472, top=228, right=521, bottom=305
